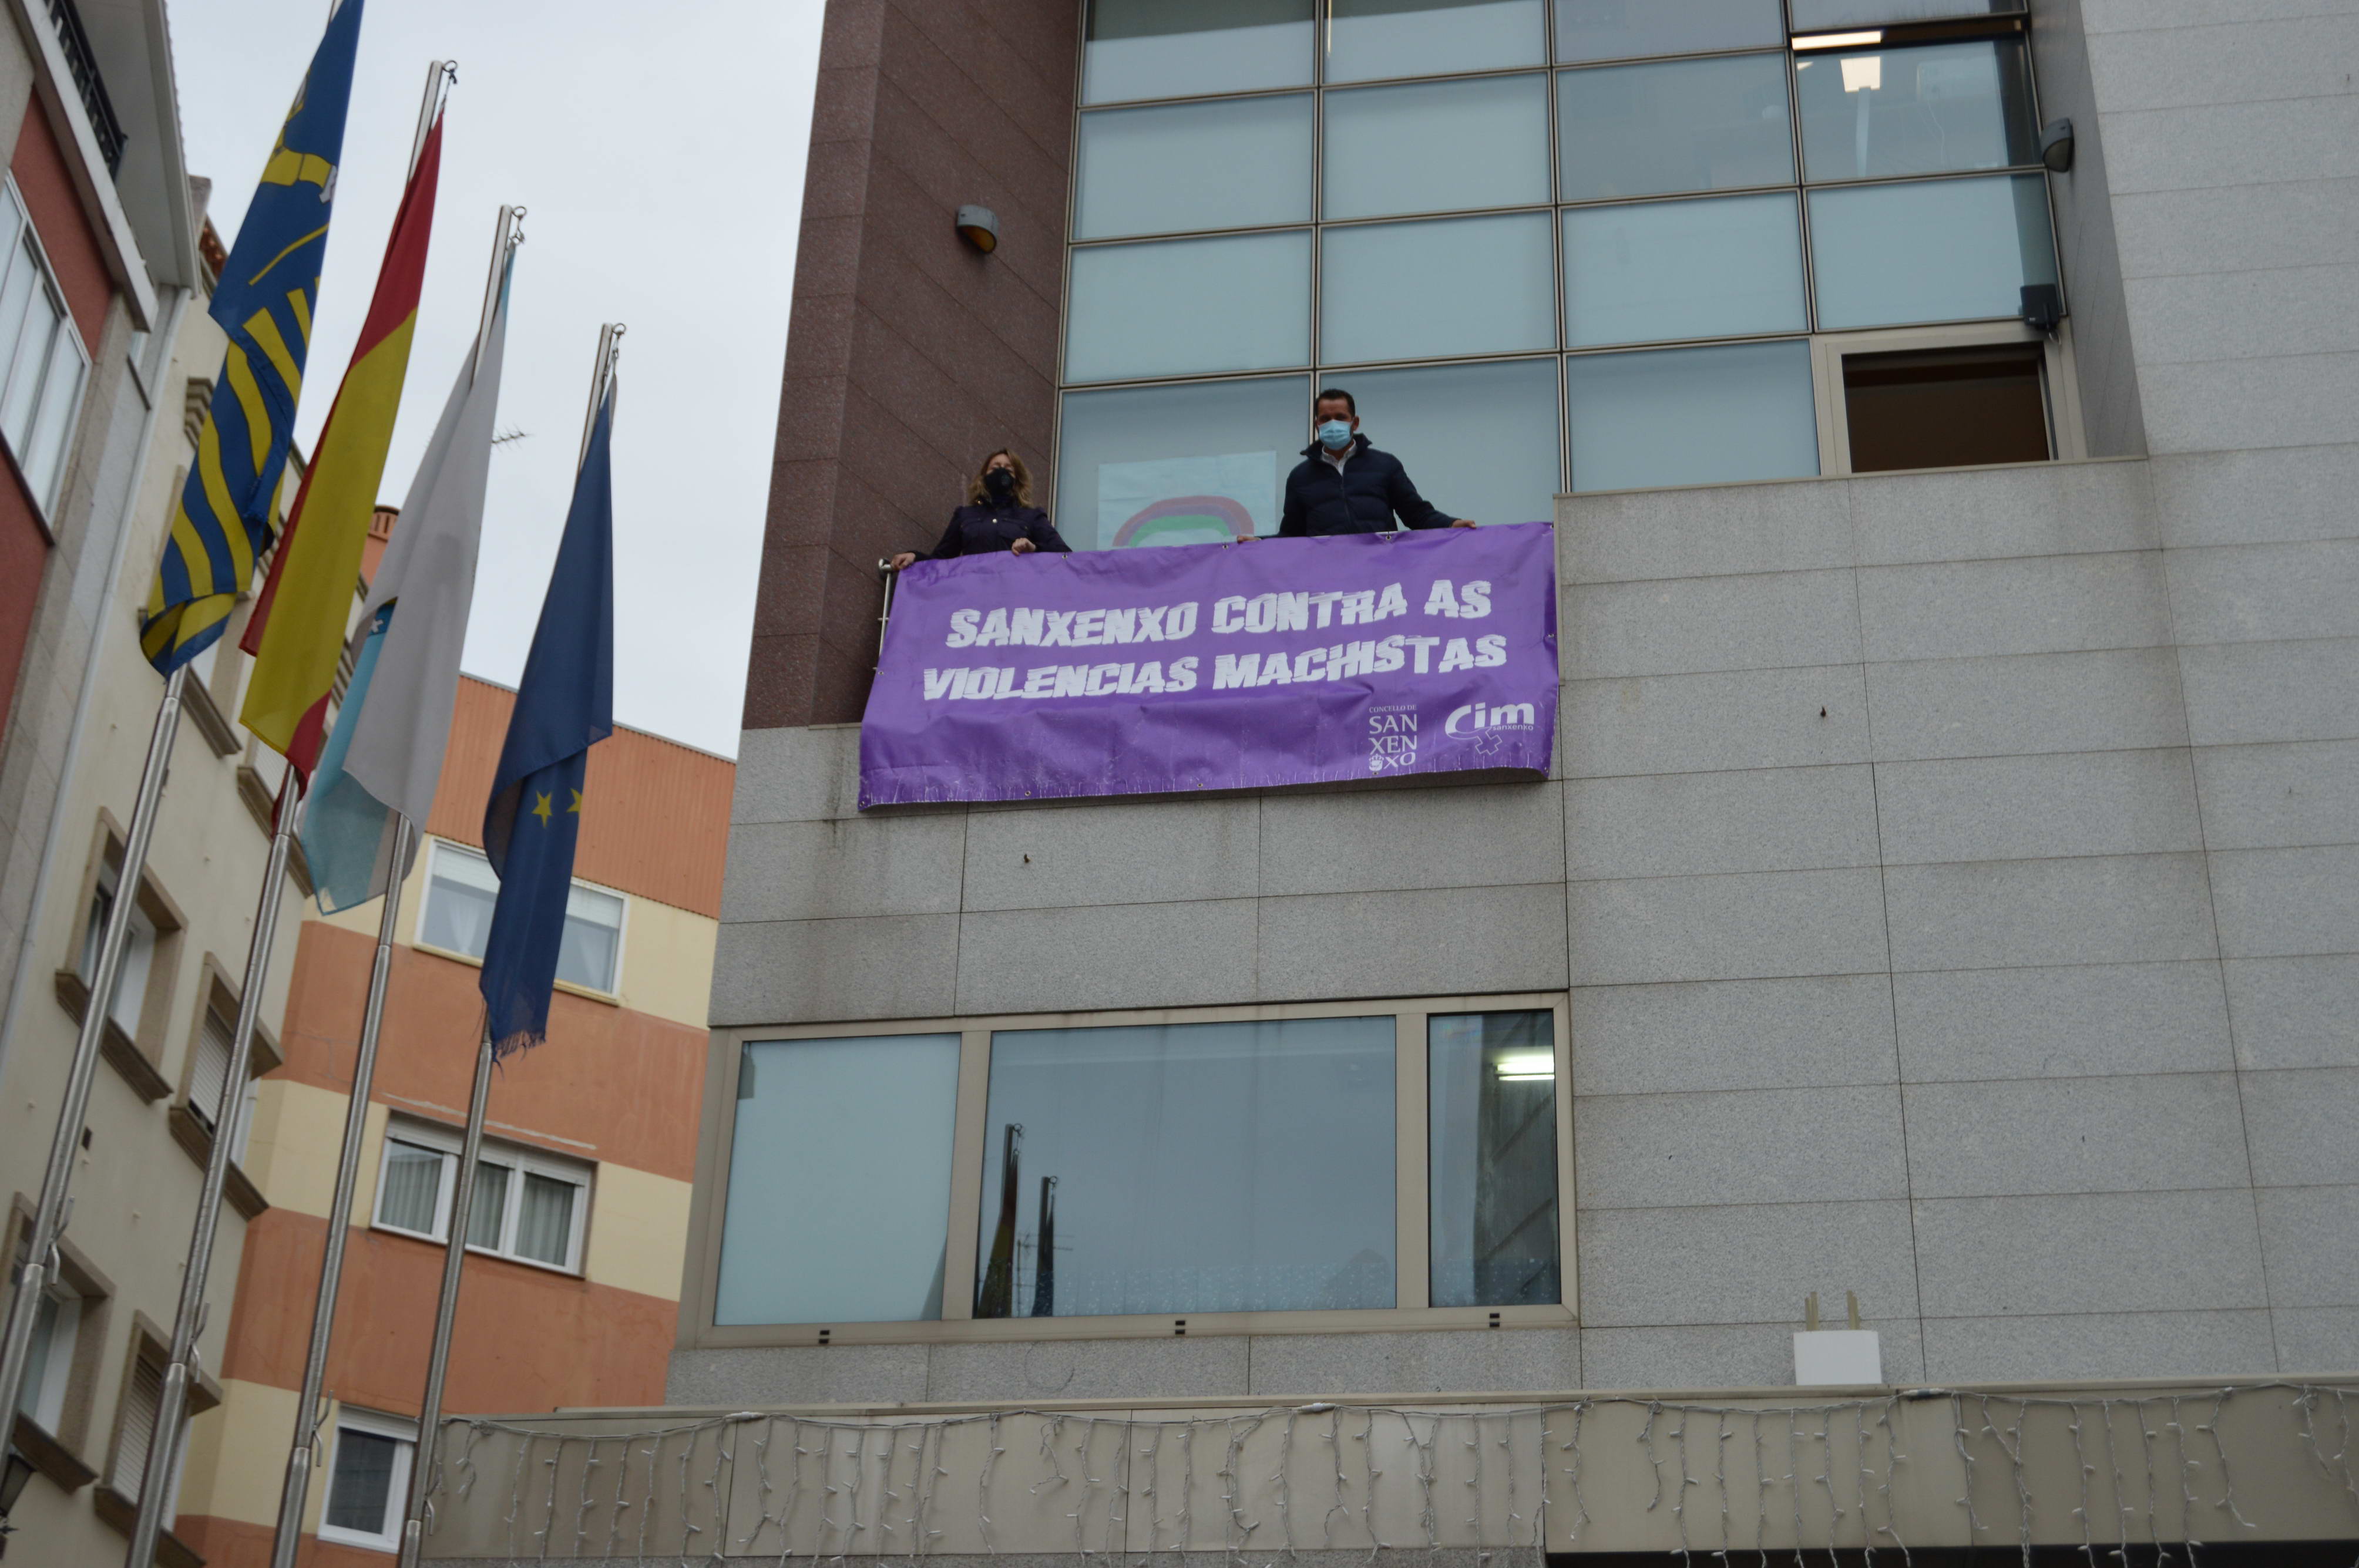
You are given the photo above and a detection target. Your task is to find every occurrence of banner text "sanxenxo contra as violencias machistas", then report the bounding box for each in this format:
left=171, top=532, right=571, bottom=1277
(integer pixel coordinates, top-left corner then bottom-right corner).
left=858, top=521, right=1558, bottom=807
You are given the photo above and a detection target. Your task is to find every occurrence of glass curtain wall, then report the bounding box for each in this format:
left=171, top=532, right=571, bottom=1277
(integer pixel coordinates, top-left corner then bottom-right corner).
left=1058, top=0, right=2053, bottom=515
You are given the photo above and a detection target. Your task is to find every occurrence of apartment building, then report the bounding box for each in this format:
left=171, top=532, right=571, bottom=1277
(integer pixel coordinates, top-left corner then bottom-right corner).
left=440, top=0, right=2359, bottom=1558
left=0, top=2, right=304, bottom=1562
left=174, top=676, right=731, bottom=1566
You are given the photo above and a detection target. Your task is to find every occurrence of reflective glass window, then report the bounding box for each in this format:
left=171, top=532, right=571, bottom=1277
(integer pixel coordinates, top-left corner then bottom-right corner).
left=1796, top=39, right=2038, bottom=181
left=975, top=1017, right=1396, bottom=1318
left=1326, top=0, right=1545, bottom=83
left=1066, top=232, right=1311, bottom=382
left=1808, top=174, right=2058, bottom=329
left=1076, top=96, right=1313, bottom=239
left=1430, top=1011, right=1560, bottom=1308
left=1557, top=53, right=1795, bottom=202
left=1323, top=211, right=1556, bottom=364
left=1083, top=0, right=1313, bottom=103
left=717, top=1035, right=962, bottom=1324
left=1323, top=75, right=1551, bottom=221
left=1566, top=338, right=1820, bottom=491
left=1792, top=0, right=2017, bottom=31
left=1562, top=192, right=1806, bottom=347
left=1554, top=0, right=1782, bottom=64
left=1335, top=359, right=1561, bottom=526
left=1057, top=376, right=1310, bottom=549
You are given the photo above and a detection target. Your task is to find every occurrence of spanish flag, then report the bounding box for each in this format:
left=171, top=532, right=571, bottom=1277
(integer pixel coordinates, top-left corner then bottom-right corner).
left=240, top=112, right=443, bottom=766
left=138, top=0, right=363, bottom=674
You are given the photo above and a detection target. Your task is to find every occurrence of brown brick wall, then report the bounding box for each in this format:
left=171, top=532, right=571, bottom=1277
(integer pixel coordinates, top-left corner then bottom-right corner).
left=746, top=0, right=1080, bottom=729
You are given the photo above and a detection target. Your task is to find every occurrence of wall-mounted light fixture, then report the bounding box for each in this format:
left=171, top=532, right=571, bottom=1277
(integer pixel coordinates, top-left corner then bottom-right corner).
left=1, top=1443, right=38, bottom=1558
left=2040, top=117, right=2075, bottom=172
left=2021, top=282, right=2065, bottom=337
left=955, top=205, right=999, bottom=254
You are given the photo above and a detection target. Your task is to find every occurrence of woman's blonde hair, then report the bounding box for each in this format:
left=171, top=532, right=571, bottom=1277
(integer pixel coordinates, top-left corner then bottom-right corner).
left=965, top=448, right=1033, bottom=507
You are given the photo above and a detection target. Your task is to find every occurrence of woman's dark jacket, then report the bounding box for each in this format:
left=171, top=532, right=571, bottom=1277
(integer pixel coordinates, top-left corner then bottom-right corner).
left=1278, top=434, right=1459, bottom=537
left=920, top=503, right=1072, bottom=559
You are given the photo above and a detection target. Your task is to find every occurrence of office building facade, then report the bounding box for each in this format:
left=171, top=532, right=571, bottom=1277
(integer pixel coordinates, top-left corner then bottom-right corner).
left=422, top=0, right=2359, bottom=1559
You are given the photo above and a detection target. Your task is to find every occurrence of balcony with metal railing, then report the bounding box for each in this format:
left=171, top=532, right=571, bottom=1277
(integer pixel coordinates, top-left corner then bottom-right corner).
left=45, top=0, right=127, bottom=177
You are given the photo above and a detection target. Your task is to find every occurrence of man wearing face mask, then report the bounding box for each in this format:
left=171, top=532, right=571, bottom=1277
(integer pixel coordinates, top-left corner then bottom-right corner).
left=890, top=448, right=1071, bottom=569
left=1275, top=388, right=1478, bottom=539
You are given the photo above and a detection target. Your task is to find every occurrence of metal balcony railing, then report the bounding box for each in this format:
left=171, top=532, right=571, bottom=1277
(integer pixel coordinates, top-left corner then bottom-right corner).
left=45, top=0, right=126, bottom=177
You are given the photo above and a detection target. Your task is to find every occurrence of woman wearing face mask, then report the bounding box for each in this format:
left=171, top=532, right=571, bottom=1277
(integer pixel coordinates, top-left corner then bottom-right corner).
left=889, top=449, right=1071, bottom=569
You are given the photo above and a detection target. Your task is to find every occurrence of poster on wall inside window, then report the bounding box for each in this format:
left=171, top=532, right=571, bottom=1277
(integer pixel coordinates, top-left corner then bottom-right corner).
left=859, top=521, right=1556, bottom=807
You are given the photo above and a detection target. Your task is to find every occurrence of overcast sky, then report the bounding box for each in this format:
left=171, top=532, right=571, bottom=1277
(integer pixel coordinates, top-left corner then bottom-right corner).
left=171, top=0, right=823, bottom=757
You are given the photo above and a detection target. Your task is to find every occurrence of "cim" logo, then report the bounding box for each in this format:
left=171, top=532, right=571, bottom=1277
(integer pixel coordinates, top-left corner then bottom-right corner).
left=1445, top=700, right=1536, bottom=736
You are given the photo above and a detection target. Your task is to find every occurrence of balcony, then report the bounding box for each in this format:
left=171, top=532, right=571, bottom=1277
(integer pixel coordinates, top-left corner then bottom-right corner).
left=46, top=0, right=127, bottom=176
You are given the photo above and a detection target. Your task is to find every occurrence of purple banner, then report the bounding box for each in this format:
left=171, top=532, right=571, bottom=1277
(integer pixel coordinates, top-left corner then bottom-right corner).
left=858, top=521, right=1557, bottom=808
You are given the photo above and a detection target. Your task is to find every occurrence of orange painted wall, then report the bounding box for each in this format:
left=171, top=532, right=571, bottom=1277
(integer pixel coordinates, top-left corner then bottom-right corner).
left=221, top=1210, right=674, bottom=1414
left=426, top=677, right=732, bottom=918
left=180, top=1517, right=388, bottom=1568
left=11, top=100, right=113, bottom=347
left=275, top=921, right=705, bottom=1181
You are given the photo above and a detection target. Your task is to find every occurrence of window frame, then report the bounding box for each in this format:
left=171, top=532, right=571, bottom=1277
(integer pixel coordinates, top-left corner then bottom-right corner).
left=1808, top=317, right=2085, bottom=476
left=685, top=991, right=1575, bottom=1348
left=367, top=1116, right=594, bottom=1276
left=412, top=836, right=631, bottom=1001
left=1049, top=4, right=2081, bottom=512
left=316, top=1406, right=416, bottom=1552
left=0, top=173, right=93, bottom=521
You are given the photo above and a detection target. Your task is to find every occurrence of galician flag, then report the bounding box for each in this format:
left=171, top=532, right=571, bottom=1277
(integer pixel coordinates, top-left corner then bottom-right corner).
left=139, top=0, right=363, bottom=673
left=302, top=250, right=514, bottom=911
left=239, top=110, right=444, bottom=768
left=479, top=383, right=616, bottom=1055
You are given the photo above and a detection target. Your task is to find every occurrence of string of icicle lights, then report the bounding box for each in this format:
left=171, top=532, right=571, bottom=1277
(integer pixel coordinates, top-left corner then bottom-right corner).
left=424, top=1382, right=2359, bottom=1566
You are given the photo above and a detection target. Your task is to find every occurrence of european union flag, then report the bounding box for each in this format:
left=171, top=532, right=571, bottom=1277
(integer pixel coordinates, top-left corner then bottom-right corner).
left=142, top=0, right=364, bottom=673
left=479, top=386, right=615, bottom=1055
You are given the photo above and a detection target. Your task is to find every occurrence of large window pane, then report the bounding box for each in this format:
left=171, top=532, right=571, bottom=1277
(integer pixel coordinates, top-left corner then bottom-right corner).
left=1323, top=212, right=1555, bottom=363
left=1058, top=376, right=1309, bottom=548
left=1324, top=75, right=1550, bottom=221
left=1796, top=39, right=2038, bottom=181
left=1557, top=54, right=1794, bottom=202
left=376, top=1142, right=444, bottom=1234
left=1083, top=0, right=1313, bottom=103
left=1077, top=96, right=1313, bottom=239
left=1430, top=1011, right=1560, bottom=1308
left=1792, top=0, right=2017, bottom=30
left=1066, top=232, right=1310, bottom=382
left=1566, top=338, right=1820, bottom=492
left=717, top=1035, right=961, bottom=1324
left=1333, top=359, right=1561, bottom=527
left=421, top=844, right=498, bottom=959
left=325, top=1430, right=399, bottom=1534
left=1554, top=0, right=1782, bottom=63
left=1327, top=0, right=1545, bottom=83
left=557, top=883, right=624, bottom=992
left=1563, top=193, right=1806, bottom=347
left=515, top=1173, right=576, bottom=1267
left=1809, top=174, right=2058, bottom=329
left=467, top=1160, right=510, bottom=1251
left=977, top=1018, right=1395, bottom=1318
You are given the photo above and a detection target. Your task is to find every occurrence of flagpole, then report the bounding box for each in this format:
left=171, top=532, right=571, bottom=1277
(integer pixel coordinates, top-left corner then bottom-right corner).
left=122, top=769, right=307, bottom=1567
left=394, top=318, right=619, bottom=1568
left=0, top=666, right=188, bottom=1446
left=266, top=812, right=414, bottom=1568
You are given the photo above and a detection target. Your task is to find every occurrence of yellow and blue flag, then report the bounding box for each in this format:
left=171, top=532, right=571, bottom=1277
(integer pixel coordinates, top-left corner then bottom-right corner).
left=140, top=0, right=364, bottom=674
left=480, top=385, right=615, bottom=1055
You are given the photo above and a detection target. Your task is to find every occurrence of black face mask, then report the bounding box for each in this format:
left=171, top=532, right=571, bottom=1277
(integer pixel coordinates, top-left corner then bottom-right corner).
left=983, top=467, right=1016, bottom=502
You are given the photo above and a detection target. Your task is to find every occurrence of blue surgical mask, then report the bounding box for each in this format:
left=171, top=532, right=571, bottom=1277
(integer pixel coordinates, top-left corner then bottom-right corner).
left=1317, top=419, right=1355, bottom=452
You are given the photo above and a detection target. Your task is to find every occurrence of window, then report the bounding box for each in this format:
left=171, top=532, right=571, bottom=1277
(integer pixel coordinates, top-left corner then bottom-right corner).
left=107, top=1344, right=165, bottom=1500
left=702, top=995, right=1572, bottom=1338
left=369, top=1120, right=592, bottom=1273
left=1842, top=342, right=2051, bottom=471
left=1429, top=1011, right=1561, bottom=1307
left=0, top=178, right=90, bottom=513
left=15, top=1274, right=80, bottom=1432
left=416, top=839, right=627, bottom=994
left=1056, top=4, right=2069, bottom=504
left=186, top=996, right=238, bottom=1133
left=319, top=1409, right=415, bottom=1552
left=80, top=856, right=158, bottom=1038
left=717, top=1034, right=962, bottom=1325
left=976, top=1017, right=1397, bottom=1318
